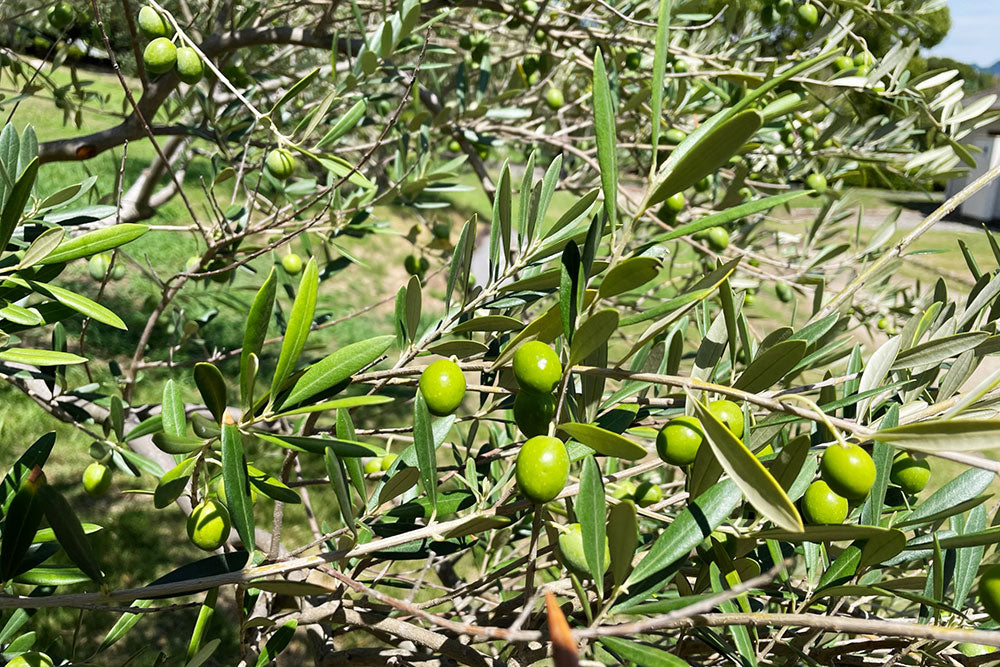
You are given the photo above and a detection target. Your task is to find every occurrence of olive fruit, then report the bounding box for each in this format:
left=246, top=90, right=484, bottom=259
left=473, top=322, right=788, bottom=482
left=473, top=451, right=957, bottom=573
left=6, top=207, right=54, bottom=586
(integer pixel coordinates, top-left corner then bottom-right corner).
left=672, top=59, right=688, bottom=73
left=801, top=480, right=848, bottom=524
left=404, top=254, right=429, bottom=276
left=557, top=523, right=609, bottom=579
left=663, top=192, right=686, bottom=213
left=138, top=5, right=172, bottom=38
left=635, top=482, right=663, bottom=508
left=820, top=444, right=876, bottom=500
left=47, top=2, right=75, bottom=29
left=88, top=253, right=110, bottom=280
left=544, top=87, right=564, bottom=110
left=448, top=139, right=462, bottom=153
left=82, top=462, right=112, bottom=496
left=380, top=453, right=398, bottom=471
left=834, top=55, right=854, bottom=72
left=665, top=128, right=687, bottom=145
left=7, top=653, right=54, bottom=667
left=282, top=252, right=303, bottom=275
left=890, top=452, right=930, bottom=495
left=979, top=563, right=1000, bottom=622
left=806, top=172, right=828, bottom=193
left=512, top=341, right=562, bottom=394
left=431, top=222, right=451, bottom=240
left=513, top=391, right=555, bottom=438
left=611, top=480, right=636, bottom=500
left=877, top=317, right=889, bottom=331
left=707, top=399, right=745, bottom=438
left=776, top=0, right=794, bottom=13
left=776, top=282, right=793, bottom=302
left=706, top=226, right=730, bottom=252
left=515, top=435, right=569, bottom=503
left=419, top=359, right=466, bottom=416
left=266, top=148, right=296, bottom=180
left=797, top=3, right=819, bottom=26
left=363, top=457, right=382, bottom=475
left=143, top=37, right=177, bottom=75
left=187, top=498, right=231, bottom=550
left=625, top=48, right=641, bottom=70
left=656, top=415, right=703, bottom=466
left=694, top=176, right=712, bottom=192
left=854, top=52, right=873, bottom=67
left=175, top=46, right=204, bottom=84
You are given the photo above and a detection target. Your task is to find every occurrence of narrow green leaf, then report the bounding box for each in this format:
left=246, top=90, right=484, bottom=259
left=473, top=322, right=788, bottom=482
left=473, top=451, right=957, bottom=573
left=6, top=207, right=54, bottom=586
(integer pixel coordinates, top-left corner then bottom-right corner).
left=891, top=332, right=989, bottom=370
left=194, top=363, right=227, bottom=424
left=17, top=226, right=64, bottom=269
left=324, top=450, right=356, bottom=536
left=221, top=422, right=254, bottom=551
left=405, top=274, right=421, bottom=341
left=18, top=279, right=126, bottom=330
left=452, top=315, right=523, bottom=334
left=558, top=423, right=646, bottom=460
left=154, top=457, right=198, bottom=509
left=733, top=339, right=807, bottom=393
left=608, top=499, right=638, bottom=587
left=578, top=456, right=607, bottom=584
left=241, top=269, right=277, bottom=410
left=39, top=224, right=148, bottom=265
left=162, top=379, right=186, bottom=438
left=625, top=480, right=741, bottom=588
left=255, top=620, right=298, bottom=667
left=601, top=636, right=691, bottom=667
left=646, top=111, right=762, bottom=209
left=0, top=348, right=85, bottom=366
left=281, top=335, right=393, bottom=408
left=316, top=99, right=367, bottom=148
left=873, top=419, right=1000, bottom=452
left=0, top=157, right=38, bottom=251
left=99, top=599, right=154, bottom=652
left=570, top=309, right=618, bottom=367
left=413, top=392, right=437, bottom=512
left=271, top=67, right=321, bottom=115
left=648, top=0, right=673, bottom=169
left=0, top=475, right=45, bottom=582
left=599, top=257, right=661, bottom=299
left=39, top=485, right=103, bottom=584
left=592, top=48, right=618, bottom=226
left=902, top=468, right=995, bottom=527
left=270, top=259, right=319, bottom=398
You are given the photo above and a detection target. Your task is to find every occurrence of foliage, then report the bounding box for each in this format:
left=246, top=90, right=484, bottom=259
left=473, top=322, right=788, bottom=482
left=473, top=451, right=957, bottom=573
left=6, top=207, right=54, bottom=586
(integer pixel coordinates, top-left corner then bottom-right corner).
left=1, top=0, right=1000, bottom=665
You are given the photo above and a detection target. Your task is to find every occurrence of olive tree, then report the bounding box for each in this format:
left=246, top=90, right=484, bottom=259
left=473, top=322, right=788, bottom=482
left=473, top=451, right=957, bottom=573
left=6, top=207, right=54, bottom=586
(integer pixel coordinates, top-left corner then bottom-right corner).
left=2, top=0, right=1000, bottom=664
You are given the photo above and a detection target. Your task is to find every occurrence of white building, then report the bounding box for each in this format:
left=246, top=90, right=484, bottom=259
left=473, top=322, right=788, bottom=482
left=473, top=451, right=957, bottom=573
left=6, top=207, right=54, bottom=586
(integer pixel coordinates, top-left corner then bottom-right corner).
left=946, top=87, right=1000, bottom=220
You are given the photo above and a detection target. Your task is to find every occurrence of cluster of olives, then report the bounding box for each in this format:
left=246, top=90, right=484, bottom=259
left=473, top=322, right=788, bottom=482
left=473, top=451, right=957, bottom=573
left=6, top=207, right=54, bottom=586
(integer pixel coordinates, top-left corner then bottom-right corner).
left=138, top=6, right=204, bottom=84
left=86, top=253, right=125, bottom=282
left=404, top=254, right=430, bottom=279
left=364, top=453, right=398, bottom=474
left=760, top=0, right=819, bottom=29
left=802, top=446, right=928, bottom=524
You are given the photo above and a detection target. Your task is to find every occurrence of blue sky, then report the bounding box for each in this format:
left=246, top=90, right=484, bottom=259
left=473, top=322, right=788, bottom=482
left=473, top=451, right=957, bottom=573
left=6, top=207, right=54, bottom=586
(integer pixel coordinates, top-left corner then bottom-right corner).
left=930, top=0, right=1000, bottom=68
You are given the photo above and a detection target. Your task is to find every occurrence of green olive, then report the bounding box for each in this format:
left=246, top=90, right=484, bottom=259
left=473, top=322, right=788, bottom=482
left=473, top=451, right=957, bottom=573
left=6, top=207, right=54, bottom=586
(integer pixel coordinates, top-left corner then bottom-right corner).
left=512, top=341, right=562, bottom=394
left=419, top=359, right=466, bottom=416
left=820, top=444, right=876, bottom=500
left=515, top=435, right=569, bottom=503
